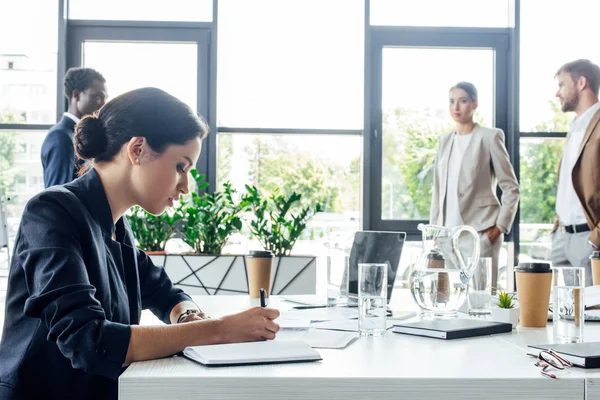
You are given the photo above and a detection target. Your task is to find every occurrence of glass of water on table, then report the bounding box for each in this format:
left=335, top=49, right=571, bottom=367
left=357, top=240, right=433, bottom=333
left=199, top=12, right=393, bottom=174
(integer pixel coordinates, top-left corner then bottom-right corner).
left=552, top=266, right=585, bottom=343
left=358, top=263, right=388, bottom=336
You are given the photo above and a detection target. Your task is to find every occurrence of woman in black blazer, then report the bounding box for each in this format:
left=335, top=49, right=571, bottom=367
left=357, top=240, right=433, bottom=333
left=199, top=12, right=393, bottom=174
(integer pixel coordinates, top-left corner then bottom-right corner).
left=0, top=88, right=280, bottom=400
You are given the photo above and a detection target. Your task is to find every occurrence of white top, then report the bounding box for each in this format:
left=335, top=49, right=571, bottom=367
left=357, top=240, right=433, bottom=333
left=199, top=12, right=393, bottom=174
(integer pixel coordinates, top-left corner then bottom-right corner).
left=444, top=132, right=472, bottom=228
left=556, top=101, right=600, bottom=225
left=63, top=112, right=80, bottom=124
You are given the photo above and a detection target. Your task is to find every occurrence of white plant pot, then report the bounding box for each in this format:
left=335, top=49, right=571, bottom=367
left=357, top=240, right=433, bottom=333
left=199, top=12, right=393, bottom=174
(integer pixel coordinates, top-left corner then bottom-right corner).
left=490, top=306, right=520, bottom=329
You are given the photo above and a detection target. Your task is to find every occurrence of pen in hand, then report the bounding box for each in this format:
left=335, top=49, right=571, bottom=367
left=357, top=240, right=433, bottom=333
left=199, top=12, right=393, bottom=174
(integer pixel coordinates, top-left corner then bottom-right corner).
left=260, top=288, right=267, bottom=307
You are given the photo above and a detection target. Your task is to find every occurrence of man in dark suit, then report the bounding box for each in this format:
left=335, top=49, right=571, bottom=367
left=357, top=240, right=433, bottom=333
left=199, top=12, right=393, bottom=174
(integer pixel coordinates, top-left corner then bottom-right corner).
left=41, top=67, right=107, bottom=187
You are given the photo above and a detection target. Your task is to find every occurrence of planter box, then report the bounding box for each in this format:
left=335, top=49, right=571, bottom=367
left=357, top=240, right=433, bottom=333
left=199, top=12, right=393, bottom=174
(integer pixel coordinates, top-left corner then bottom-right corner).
left=148, top=254, right=316, bottom=296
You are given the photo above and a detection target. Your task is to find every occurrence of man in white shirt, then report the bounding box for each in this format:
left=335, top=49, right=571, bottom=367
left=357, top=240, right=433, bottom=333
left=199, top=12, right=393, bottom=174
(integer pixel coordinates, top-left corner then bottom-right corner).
left=41, top=67, right=107, bottom=187
left=552, top=59, right=600, bottom=286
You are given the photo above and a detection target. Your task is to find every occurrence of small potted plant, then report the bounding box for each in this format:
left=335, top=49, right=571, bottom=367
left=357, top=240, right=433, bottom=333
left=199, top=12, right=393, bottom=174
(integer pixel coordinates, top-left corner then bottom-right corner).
left=126, top=205, right=181, bottom=254
left=491, top=289, right=520, bottom=328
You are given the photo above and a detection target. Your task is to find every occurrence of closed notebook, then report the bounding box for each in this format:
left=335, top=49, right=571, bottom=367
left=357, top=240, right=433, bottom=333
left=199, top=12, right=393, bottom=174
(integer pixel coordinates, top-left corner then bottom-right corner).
left=182, top=340, right=322, bottom=366
left=392, top=319, right=512, bottom=340
left=527, top=342, right=600, bottom=368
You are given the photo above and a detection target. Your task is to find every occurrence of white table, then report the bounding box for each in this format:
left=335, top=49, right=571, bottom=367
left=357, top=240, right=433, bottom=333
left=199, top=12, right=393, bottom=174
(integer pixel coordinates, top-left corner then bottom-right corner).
left=120, top=293, right=587, bottom=400
left=494, top=322, right=600, bottom=400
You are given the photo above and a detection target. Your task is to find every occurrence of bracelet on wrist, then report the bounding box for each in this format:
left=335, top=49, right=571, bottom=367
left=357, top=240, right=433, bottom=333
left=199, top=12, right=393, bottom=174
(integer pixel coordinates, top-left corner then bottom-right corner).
left=177, top=309, right=200, bottom=324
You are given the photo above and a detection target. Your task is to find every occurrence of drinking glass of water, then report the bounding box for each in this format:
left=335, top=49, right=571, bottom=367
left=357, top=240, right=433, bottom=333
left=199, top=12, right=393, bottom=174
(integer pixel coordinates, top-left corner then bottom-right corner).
left=552, top=266, right=585, bottom=343
left=358, top=263, right=387, bottom=336
left=468, top=257, right=492, bottom=316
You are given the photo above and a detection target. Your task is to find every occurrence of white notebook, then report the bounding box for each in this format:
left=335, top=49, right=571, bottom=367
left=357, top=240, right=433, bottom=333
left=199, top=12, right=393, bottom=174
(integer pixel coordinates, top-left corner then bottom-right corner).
left=182, top=340, right=322, bottom=366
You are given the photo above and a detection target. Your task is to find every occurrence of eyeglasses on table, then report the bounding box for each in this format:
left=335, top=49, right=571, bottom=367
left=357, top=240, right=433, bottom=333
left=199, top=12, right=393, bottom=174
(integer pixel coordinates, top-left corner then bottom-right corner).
left=534, top=349, right=573, bottom=379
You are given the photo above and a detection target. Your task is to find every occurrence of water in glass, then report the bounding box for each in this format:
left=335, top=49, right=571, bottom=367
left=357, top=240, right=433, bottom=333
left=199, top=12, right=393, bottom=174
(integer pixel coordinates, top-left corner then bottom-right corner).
left=358, top=295, right=387, bottom=336
left=554, top=285, right=584, bottom=343
left=553, top=267, right=585, bottom=344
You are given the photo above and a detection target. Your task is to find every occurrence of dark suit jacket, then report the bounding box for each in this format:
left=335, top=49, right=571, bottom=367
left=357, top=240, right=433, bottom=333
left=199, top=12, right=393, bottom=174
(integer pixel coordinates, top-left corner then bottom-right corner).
left=0, top=169, right=191, bottom=400
left=41, top=115, right=78, bottom=188
left=553, top=108, right=600, bottom=246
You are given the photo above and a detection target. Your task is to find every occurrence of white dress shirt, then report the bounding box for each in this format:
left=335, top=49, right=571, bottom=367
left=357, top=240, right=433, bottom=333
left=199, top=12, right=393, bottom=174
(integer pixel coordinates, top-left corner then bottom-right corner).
left=444, top=132, right=472, bottom=228
left=63, top=112, right=80, bottom=124
left=556, top=101, right=600, bottom=226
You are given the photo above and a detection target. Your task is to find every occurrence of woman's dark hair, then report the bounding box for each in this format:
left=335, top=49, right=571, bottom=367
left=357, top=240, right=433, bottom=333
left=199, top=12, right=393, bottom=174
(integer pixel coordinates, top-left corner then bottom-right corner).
left=449, top=81, right=478, bottom=102
left=74, top=87, right=209, bottom=168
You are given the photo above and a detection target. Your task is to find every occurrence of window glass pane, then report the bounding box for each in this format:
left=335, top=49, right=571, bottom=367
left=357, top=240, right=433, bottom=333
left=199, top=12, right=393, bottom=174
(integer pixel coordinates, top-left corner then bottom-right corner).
left=216, top=133, right=361, bottom=255
left=0, top=129, right=46, bottom=246
left=82, top=42, right=197, bottom=110
left=218, top=0, right=364, bottom=129
left=381, top=47, right=494, bottom=220
left=371, top=0, right=511, bottom=27
left=519, top=137, right=563, bottom=263
left=69, top=0, right=212, bottom=22
left=0, top=0, right=58, bottom=124
left=520, top=0, right=600, bottom=132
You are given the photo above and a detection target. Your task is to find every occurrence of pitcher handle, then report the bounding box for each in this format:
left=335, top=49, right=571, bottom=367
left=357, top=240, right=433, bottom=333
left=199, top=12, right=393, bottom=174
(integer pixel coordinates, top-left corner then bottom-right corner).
left=452, top=225, right=480, bottom=284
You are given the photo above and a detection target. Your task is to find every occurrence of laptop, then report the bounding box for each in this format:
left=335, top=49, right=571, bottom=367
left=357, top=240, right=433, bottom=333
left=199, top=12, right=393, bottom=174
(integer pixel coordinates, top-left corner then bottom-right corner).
left=345, top=231, right=406, bottom=304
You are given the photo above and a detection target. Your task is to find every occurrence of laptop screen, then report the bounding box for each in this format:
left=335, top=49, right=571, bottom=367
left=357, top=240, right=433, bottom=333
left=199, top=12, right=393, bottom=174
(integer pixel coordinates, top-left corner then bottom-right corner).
left=347, top=231, right=406, bottom=302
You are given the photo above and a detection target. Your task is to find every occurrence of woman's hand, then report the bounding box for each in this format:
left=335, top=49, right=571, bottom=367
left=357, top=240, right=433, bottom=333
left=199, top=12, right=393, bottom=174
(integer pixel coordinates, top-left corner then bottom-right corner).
left=217, top=307, right=280, bottom=343
left=486, top=226, right=502, bottom=244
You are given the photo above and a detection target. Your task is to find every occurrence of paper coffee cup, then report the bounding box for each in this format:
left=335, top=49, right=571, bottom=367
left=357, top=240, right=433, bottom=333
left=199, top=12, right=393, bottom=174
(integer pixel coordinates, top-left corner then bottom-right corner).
left=590, top=251, right=600, bottom=286
left=246, top=250, right=274, bottom=298
left=515, top=262, right=552, bottom=327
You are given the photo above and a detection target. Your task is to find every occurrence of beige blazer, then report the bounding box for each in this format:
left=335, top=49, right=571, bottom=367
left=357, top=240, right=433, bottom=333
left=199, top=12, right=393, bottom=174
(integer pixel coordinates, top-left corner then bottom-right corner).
left=429, top=125, right=520, bottom=233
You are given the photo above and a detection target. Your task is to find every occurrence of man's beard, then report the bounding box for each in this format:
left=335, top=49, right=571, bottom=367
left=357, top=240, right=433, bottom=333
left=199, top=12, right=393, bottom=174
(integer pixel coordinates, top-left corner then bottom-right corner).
left=561, top=92, right=579, bottom=112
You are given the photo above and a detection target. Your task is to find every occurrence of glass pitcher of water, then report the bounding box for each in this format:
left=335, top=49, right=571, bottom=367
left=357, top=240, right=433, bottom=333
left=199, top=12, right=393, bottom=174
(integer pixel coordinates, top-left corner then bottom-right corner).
left=410, top=223, right=480, bottom=317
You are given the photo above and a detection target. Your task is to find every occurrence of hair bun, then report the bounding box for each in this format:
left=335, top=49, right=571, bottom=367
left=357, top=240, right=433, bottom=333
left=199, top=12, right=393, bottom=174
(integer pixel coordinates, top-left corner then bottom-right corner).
left=74, top=115, right=108, bottom=160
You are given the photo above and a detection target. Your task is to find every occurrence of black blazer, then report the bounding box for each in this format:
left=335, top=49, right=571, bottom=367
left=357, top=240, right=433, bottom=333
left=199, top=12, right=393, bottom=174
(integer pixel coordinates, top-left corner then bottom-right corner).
left=41, top=115, right=78, bottom=188
left=0, top=169, right=191, bottom=400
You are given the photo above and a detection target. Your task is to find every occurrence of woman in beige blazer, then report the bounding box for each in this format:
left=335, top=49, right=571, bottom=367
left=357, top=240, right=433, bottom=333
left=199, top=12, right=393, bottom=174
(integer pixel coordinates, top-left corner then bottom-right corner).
left=429, top=82, right=520, bottom=288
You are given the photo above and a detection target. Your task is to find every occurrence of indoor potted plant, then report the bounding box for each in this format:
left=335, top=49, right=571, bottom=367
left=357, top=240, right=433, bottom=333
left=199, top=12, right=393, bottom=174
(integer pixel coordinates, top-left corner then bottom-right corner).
left=241, top=185, right=320, bottom=257
left=126, top=205, right=181, bottom=255
left=160, top=170, right=251, bottom=296
left=178, top=169, right=246, bottom=255
left=491, top=289, right=520, bottom=328
left=241, top=185, right=320, bottom=294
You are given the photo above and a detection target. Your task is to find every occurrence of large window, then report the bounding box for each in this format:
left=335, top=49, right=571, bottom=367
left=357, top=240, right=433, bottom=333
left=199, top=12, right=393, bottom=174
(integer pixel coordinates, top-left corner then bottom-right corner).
left=0, top=0, right=58, bottom=124
left=520, top=0, right=600, bottom=132
left=517, top=1, right=600, bottom=271
left=518, top=137, right=562, bottom=264
left=82, top=42, right=199, bottom=109
left=217, top=133, right=361, bottom=255
left=4, top=0, right=588, bottom=293
left=216, top=0, right=365, bottom=258
left=0, top=129, right=46, bottom=244
left=217, top=0, right=364, bottom=129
